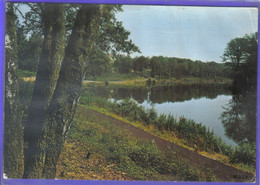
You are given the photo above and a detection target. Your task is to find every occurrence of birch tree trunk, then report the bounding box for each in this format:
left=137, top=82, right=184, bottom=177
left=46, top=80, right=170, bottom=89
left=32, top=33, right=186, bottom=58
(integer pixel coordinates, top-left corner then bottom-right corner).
left=23, top=3, right=66, bottom=178
left=4, top=3, right=24, bottom=178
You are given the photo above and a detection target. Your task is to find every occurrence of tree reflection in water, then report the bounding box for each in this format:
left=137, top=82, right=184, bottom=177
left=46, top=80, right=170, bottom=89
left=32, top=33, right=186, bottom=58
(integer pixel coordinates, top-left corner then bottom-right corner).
left=221, top=91, right=256, bottom=145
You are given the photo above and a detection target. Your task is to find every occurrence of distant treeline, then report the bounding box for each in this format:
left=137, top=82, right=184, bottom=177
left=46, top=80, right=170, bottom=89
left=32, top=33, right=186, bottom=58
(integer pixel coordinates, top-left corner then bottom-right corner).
left=17, top=30, right=229, bottom=80
left=84, top=54, right=230, bottom=80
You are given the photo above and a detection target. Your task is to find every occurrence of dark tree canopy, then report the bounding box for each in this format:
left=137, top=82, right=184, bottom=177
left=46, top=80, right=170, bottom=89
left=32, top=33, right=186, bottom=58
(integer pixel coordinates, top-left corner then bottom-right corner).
left=85, top=49, right=112, bottom=80
left=222, top=33, right=258, bottom=93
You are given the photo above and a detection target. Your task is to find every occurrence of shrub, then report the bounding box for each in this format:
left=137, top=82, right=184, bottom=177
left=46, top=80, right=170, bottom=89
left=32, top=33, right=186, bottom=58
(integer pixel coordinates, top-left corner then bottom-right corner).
left=148, top=107, right=157, bottom=125
left=231, top=142, right=256, bottom=166
left=157, top=114, right=167, bottom=130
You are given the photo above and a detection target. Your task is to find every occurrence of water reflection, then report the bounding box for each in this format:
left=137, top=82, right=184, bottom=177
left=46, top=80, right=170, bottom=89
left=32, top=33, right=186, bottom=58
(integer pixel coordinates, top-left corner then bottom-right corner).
left=141, top=94, right=236, bottom=146
left=87, top=84, right=243, bottom=145
left=86, top=84, right=231, bottom=104
left=221, top=91, right=257, bottom=144
left=86, top=83, right=256, bottom=146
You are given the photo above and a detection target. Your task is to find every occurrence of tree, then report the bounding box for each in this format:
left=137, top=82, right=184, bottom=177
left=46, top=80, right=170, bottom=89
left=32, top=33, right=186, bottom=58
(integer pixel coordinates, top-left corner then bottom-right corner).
left=221, top=33, right=257, bottom=149
left=23, top=3, right=66, bottom=178
left=5, top=3, right=139, bottom=179
left=150, top=56, right=166, bottom=79
left=222, top=33, right=258, bottom=93
left=114, top=56, right=133, bottom=74
left=41, top=5, right=103, bottom=178
left=222, top=37, right=248, bottom=70
left=85, top=49, right=112, bottom=80
left=17, top=31, right=43, bottom=72
left=133, top=56, right=149, bottom=73
left=4, top=3, right=24, bottom=178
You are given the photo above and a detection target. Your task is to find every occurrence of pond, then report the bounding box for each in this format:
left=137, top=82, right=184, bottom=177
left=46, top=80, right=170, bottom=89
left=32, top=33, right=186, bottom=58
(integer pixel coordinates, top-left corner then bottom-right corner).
left=86, top=84, right=239, bottom=146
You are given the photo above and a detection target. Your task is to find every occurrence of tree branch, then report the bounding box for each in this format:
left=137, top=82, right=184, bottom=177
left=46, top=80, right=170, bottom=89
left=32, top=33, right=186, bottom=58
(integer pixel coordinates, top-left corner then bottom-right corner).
left=13, top=4, right=26, bottom=20
left=26, top=3, right=42, bottom=16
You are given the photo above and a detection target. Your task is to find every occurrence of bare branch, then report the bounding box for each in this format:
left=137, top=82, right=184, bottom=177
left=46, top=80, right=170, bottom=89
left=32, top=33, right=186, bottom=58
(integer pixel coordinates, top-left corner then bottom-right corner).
left=13, top=4, right=26, bottom=20
left=25, top=3, right=42, bottom=16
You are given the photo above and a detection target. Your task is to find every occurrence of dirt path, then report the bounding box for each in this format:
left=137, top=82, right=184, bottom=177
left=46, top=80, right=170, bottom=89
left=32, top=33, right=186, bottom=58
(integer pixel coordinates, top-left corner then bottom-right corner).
left=79, top=106, right=254, bottom=182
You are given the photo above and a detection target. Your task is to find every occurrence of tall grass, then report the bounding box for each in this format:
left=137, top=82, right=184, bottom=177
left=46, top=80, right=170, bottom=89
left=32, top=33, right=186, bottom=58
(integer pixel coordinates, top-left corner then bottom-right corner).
left=79, top=91, right=256, bottom=168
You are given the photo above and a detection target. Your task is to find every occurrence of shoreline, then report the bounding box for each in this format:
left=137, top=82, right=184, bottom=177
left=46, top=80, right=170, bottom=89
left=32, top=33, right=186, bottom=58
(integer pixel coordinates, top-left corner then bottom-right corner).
left=76, top=106, right=254, bottom=182
left=81, top=104, right=255, bottom=175
left=20, top=76, right=232, bottom=86
left=82, top=77, right=232, bottom=86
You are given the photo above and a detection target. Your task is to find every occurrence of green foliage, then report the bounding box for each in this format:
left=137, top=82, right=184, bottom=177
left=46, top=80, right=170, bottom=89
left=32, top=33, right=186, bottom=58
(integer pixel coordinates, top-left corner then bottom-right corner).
left=148, top=56, right=229, bottom=80
left=133, top=56, right=150, bottom=73
left=231, top=143, right=256, bottom=166
left=114, top=56, right=133, bottom=74
left=220, top=33, right=257, bottom=168
left=18, top=69, right=36, bottom=77
left=83, top=53, right=230, bottom=80
left=222, top=33, right=257, bottom=93
left=16, top=22, right=43, bottom=72
left=96, top=5, right=140, bottom=55
left=85, top=49, right=112, bottom=80
left=68, top=108, right=217, bottom=181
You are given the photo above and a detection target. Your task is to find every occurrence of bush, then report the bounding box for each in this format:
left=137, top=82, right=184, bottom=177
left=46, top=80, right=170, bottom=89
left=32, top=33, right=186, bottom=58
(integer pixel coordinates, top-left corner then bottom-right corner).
left=231, top=143, right=256, bottom=166
left=157, top=114, right=167, bottom=130
left=148, top=107, right=157, bottom=125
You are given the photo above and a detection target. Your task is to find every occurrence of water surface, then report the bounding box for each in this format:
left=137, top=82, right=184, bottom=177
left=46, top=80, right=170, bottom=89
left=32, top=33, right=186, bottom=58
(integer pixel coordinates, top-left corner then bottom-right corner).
left=87, top=84, right=237, bottom=145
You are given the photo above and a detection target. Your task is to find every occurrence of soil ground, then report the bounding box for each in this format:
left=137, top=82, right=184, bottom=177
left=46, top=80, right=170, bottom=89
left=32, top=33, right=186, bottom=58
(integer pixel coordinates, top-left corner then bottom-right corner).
left=78, top=106, right=254, bottom=182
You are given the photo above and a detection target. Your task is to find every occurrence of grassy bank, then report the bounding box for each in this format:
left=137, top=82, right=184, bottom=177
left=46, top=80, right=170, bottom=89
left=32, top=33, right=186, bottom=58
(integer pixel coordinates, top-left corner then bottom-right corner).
left=57, top=106, right=217, bottom=181
left=79, top=91, right=255, bottom=174
left=83, top=77, right=232, bottom=87
left=18, top=69, right=231, bottom=86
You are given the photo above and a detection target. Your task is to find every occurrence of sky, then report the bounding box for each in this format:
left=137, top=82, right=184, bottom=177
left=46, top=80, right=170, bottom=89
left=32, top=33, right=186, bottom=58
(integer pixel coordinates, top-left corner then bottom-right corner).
left=115, top=5, right=258, bottom=63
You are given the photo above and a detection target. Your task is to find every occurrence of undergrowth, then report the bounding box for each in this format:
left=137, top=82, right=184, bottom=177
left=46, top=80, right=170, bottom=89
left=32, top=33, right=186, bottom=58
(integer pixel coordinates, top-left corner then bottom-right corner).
left=59, top=108, right=217, bottom=181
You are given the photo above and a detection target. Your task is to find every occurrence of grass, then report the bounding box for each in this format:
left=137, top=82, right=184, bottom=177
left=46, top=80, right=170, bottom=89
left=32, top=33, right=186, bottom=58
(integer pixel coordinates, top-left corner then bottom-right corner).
left=18, top=69, right=36, bottom=78
left=57, top=106, right=217, bottom=181
left=18, top=71, right=231, bottom=86
left=83, top=76, right=232, bottom=87
left=83, top=78, right=147, bottom=86
left=150, top=77, right=232, bottom=86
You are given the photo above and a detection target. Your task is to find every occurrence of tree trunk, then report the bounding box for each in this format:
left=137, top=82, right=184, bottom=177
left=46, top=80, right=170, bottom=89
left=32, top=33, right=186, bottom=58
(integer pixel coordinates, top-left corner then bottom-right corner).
left=42, top=4, right=101, bottom=178
left=23, top=3, right=66, bottom=179
left=4, top=3, right=24, bottom=178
